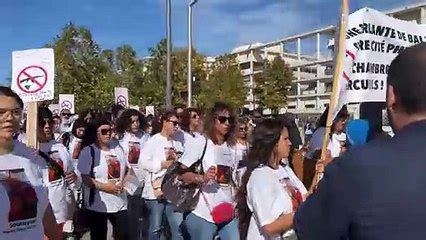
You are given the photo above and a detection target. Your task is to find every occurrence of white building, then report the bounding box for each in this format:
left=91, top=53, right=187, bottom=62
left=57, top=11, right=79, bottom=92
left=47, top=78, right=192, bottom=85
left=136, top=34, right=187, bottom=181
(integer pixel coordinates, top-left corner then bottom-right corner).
left=227, top=2, right=426, bottom=117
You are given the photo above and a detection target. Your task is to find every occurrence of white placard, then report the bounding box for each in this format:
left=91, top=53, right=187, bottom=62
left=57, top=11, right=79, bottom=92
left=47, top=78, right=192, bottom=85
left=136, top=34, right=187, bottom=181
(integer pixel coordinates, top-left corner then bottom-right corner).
left=48, top=104, right=60, bottom=116
left=11, top=48, right=55, bottom=103
left=145, top=106, right=155, bottom=116
left=337, top=8, right=426, bottom=110
left=114, top=87, right=129, bottom=108
left=59, top=94, right=75, bottom=114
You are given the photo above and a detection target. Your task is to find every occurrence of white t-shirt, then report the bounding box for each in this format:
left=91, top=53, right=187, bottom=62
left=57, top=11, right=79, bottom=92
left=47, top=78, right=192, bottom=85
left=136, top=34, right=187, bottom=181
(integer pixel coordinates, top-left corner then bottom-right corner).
left=138, top=133, right=183, bottom=200
left=77, top=144, right=127, bottom=213
left=234, top=142, right=248, bottom=186
left=246, top=166, right=293, bottom=240
left=179, top=138, right=238, bottom=223
left=0, top=144, right=49, bottom=240
left=306, top=127, right=342, bottom=159
left=118, top=132, right=149, bottom=182
left=39, top=141, right=76, bottom=224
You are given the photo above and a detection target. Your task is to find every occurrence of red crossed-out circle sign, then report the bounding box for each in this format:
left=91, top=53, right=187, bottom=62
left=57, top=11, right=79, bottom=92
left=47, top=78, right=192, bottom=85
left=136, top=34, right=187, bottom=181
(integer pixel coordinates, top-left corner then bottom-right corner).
left=61, top=100, right=73, bottom=110
left=17, top=65, right=48, bottom=94
left=117, top=95, right=127, bottom=107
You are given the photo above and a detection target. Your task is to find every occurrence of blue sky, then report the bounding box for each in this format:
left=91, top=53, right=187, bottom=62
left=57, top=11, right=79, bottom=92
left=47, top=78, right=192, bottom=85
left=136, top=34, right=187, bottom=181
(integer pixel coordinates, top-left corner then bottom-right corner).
left=0, top=0, right=422, bottom=86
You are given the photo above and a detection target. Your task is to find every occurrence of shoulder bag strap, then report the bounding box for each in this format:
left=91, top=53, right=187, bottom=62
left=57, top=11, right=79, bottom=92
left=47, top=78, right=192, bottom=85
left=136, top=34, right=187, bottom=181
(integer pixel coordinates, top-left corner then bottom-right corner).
left=88, top=145, right=96, bottom=206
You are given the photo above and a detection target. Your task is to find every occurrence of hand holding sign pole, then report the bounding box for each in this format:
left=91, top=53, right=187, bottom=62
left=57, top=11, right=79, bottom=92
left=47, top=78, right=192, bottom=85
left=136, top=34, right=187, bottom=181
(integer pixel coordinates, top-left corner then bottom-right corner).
left=12, top=48, right=55, bottom=149
left=310, top=0, right=349, bottom=193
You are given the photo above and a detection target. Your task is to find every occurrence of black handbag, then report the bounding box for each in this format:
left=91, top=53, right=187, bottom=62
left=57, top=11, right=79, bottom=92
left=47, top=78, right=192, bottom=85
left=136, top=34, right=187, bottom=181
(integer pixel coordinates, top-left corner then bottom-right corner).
left=161, top=138, right=208, bottom=212
left=73, top=145, right=95, bottom=235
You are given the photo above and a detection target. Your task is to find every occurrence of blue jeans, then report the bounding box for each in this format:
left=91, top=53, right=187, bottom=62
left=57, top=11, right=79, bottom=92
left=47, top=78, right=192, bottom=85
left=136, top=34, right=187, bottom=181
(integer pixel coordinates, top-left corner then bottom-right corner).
left=185, top=212, right=239, bottom=240
left=144, top=199, right=185, bottom=240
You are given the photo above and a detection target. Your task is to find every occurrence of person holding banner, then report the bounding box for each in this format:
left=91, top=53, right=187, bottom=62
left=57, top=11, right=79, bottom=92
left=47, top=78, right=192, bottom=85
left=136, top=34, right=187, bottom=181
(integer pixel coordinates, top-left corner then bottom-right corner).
left=294, top=42, right=426, bottom=240
left=0, top=87, right=61, bottom=240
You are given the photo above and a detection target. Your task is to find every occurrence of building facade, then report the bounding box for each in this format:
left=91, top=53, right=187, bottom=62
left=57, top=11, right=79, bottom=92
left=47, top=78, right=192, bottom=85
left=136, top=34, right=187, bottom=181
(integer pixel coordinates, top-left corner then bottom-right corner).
left=227, top=3, right=426, bottom=117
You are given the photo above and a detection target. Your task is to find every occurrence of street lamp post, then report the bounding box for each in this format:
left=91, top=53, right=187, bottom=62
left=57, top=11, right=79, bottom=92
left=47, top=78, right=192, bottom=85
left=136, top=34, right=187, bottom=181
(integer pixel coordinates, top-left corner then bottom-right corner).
left=166, top=0, right=172, bottom=109
left=187, top=0, right=198, bottom=107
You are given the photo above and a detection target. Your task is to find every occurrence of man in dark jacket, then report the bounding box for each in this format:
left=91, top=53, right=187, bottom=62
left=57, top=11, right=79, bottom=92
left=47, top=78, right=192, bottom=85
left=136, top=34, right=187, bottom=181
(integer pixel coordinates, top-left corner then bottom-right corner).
left=294, top=42, right=426, bottom=239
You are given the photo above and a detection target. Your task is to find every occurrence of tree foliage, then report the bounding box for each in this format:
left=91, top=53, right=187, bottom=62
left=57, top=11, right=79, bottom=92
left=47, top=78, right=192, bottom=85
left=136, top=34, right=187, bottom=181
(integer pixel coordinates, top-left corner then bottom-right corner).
left=254, top=57, right=293, bottom=112
left=198, top=54, right=246, bottom=109
left=46, top=23, right=247, bottom=112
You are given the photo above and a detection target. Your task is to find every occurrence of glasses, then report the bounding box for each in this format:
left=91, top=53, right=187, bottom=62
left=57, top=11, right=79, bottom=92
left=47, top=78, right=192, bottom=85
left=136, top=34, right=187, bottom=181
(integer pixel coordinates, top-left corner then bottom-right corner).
left=38, top=118, right=54, bottom=127
left=217, top=116, right=234, bottom=125
left=100, top=128, right=112, bottom=135
left=0, top=108, right=22, bottom=119
left=167, top=120, right=179, bottom=126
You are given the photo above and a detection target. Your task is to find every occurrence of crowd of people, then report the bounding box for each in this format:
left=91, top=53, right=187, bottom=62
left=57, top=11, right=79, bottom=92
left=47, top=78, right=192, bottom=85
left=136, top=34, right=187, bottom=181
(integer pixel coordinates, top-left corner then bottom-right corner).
left=0, top=42, right=425, bottom=240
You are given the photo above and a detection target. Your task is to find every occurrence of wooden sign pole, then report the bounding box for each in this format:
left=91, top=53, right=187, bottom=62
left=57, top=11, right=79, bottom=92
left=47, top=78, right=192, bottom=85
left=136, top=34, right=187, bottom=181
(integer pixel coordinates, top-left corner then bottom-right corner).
left=312, top=0, right=349, bottom=190
left=26, top=102, right=39, bottom=149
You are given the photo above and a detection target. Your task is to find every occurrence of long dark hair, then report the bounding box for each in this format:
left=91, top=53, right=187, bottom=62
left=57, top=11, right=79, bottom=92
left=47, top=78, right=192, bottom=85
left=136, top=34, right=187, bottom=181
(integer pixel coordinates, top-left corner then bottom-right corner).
left=180, top=107, right=200, bottom=133
left=236, top=118, right=286, bottom=239
left=151, top=110, right=177, bottom=136
left=317, top=105, right=349, bottom=130
left=203, top=102, right=237, bottom=146
left=81, top=115, right=111, bottom=147
left=115, top=109, right=147, bottom=138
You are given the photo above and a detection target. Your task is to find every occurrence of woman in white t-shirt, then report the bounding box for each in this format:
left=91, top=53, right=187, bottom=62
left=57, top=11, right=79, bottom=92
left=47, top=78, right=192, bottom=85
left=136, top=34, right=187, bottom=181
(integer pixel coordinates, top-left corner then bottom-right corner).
left=178, top=107, right=203, bottom=149
left=139, top=110, right=184, bottom=240
left=0, top=87, right=60, bottom=240
left=68, top=118, right=86, bottom=163
left=178, top=102, right=240, bottom=240
left=37, top=107, right=79, bottom=236
left=77, top=115, right=128, bottom=240
left=115, top=109, right=150, bottom=240
left=234, top=117, right=249, bottom=187
left=306, top=106, right=350, bottom=161
left=236, top=118, right=296, bottom=240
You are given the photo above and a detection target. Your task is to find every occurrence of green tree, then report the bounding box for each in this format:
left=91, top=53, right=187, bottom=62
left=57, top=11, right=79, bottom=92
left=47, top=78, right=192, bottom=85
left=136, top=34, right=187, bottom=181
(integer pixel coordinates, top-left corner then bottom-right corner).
left=254, top=57, right=293, bottom=113
left=46, top=23, right=115, bottom=111
left=198, top=54, right=246, bottom=109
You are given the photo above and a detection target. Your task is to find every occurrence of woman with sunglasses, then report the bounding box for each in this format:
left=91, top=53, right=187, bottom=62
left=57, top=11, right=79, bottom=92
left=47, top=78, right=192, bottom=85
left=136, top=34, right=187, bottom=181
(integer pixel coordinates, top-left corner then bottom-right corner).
left=37, top=107, right=80, bottom=238
left=77, top=115, right=129, bottom=240
left=234, top=118, right=250, bottom=187
left=139, top=110, right=184, bottom=240
left=178, top=108, right=203, bottom=147
left=236, top=118, right=296, bottom=240
left=178, top=102, right=240, bottom=240
left=115, top=108, right=150, bottom=240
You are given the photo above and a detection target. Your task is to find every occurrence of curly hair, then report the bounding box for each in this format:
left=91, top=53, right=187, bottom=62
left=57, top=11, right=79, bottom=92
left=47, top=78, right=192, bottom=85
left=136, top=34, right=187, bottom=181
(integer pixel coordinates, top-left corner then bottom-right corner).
left=180, top=107, right=200, bottom=133
left=115, top=109, right=147, bottom=138
left=236, top=118, right=287, bottom=239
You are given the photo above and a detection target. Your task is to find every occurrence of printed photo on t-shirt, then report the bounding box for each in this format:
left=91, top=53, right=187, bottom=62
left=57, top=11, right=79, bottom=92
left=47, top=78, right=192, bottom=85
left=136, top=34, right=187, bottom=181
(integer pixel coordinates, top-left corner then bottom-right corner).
left=47, top=151, right=64, bottom=183
left=279, top=177, right=303, bottom=210
left=0, top=169, right=38, bottom=233
left=107, top=155, right=121, bottom=179
left=128, top=142, right=141, bottom=165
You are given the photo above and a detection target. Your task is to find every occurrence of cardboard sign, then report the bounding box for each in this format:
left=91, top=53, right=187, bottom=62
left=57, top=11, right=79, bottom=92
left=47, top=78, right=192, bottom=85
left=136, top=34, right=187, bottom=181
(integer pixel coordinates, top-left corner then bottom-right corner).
left=145, top=106, right=155, bottom=116
left=114, top=87, right=129, bottom=108
left=48, top=104, right=60, bottom=116
left=11, top=48, right=55, bottom=103
left=59, top=94, right=75, bottom=114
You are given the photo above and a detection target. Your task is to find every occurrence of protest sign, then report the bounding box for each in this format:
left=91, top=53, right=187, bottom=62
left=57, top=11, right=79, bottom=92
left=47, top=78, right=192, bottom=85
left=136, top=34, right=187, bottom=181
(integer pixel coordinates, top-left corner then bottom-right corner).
left=59, top=94, right=75, bottom=114
left=114, top=88, right=129, bottom=108
left=11, top=48, right=55, bottom=103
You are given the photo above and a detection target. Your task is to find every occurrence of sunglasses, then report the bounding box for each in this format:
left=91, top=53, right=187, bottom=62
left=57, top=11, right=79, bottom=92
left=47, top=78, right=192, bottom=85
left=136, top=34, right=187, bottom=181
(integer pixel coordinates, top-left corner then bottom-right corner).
left=167, top=120, right=179, bottom=126
left=38, top=118, right=54, bottom=126
left=217, top=116, right=234, bottom=125
left=100, top=128, right=112, bottom=135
